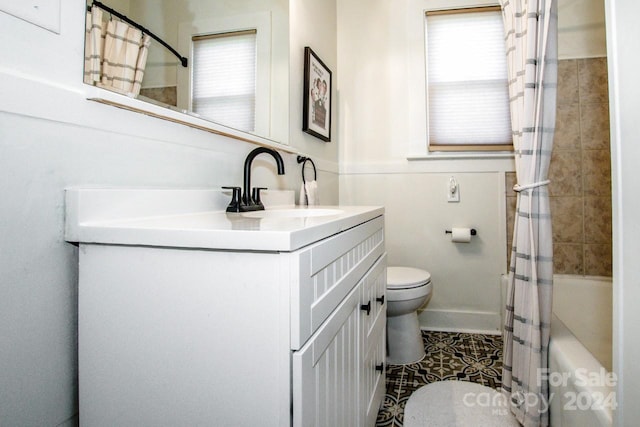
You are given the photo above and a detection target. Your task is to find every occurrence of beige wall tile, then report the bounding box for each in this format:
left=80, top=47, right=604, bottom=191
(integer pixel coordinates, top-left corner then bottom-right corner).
left=503, top=59, right=611, bottom=277
left=584, top=244, right=613, bottom=276
left=549, top=149, right=582, bottom=196
left=506, top=196, right=517, bottom=244
left=555, top=103, right=581, bottom=150
left=550, top=196, right=584, bottom=243
left=583, top=149, right=612, bottom=196
left=505, top=172, right=517, bottom=195
left=580, top=102, right=610, bottom=150
left=578, top=58, right=609, bottom=104
left=139, top=86, right=178, bottom=107
left=558, top=59, right=579, bottom=105
left=554, top=243, right=584, bottom=275
left=584, top=196, right=612, bottom=244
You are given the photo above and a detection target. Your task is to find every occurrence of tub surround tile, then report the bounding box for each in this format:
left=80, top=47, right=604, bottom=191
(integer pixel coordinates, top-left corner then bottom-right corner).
left=557, top=59, right=579, bottom=105
left=584, top=244, right=613, bottom=276
left=549, top=149, right=582, bottom=196
left=506, top=205, right=516, bottom=233
left=550, top=196, right=584, bottom=243
left=578, top=58, right=609, bottom=104
left=553, top=243, right=584, bottom=275
left=505, top=172, right=517, bottom=195
left=582, top=150, right=612, bottom=196
left=505, top=172, right=518, bottom=265
left=506, top=196, right=517, bottom=238
left=584, top=197, right=612, bottom=244
left=583, top=150, right=612, bottom=193
left=580, top=103, right=610, bottom=151
left=139, top=86, right=178, bottom=107
left=504, top=59, right=611, bottom=276
left=555, top=103, right=581, bottom=150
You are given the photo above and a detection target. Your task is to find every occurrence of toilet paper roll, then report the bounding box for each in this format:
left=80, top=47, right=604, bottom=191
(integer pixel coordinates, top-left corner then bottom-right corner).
left=451, top=227, right=472, bottom=243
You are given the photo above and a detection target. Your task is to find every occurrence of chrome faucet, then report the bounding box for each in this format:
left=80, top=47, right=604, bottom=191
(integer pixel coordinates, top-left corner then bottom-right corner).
left=227, top=147, right=285, bottom=212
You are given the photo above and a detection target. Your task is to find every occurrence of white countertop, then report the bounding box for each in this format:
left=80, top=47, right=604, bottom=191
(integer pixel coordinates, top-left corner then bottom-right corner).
left=65, top=188, right=384, bottom=251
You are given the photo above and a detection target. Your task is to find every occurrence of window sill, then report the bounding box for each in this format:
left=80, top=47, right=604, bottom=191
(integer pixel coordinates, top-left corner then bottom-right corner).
left=407, top=152, right=514, bottom=161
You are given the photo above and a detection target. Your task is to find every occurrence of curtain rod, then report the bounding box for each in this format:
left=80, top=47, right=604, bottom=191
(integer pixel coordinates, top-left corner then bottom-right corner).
left=88, top=0, right=188, bottom=67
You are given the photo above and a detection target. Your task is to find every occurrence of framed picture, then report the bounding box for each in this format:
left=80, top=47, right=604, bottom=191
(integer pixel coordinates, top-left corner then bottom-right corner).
left=302, top=47, right=332, bottom=142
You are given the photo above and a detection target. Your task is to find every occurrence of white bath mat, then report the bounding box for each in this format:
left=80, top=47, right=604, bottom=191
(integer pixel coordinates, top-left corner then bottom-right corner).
left=404, top=381, right=520, bottom=427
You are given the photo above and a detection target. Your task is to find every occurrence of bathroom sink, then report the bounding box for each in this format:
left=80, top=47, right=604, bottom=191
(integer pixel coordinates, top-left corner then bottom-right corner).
left=65, top=188, right=383, bottom=251
left=240, top=208, right=344, bottom=218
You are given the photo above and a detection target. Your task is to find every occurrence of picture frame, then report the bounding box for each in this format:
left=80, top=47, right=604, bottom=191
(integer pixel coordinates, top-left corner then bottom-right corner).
left=302, top=47, right=332, bottom=142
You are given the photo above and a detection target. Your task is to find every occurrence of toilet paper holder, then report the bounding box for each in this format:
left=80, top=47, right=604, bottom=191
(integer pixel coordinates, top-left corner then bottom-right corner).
left=445, top=228, right=477, bottom=236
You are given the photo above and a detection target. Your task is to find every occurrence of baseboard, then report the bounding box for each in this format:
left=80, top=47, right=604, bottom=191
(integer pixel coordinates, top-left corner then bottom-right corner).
left=417, top=308, right=501, bottom=335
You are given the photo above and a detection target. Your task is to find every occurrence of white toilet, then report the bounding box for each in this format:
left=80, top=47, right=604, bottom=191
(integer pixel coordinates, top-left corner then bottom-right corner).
left=386, top=266, right=432, bottom=365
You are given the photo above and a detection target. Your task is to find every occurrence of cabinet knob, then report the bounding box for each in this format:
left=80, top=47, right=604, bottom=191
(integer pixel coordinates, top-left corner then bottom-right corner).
left=360, top=301, right=371, bottom=315
left=376, top=295, right=385, bottom=305
left=375, top=363, right=384, bottom=373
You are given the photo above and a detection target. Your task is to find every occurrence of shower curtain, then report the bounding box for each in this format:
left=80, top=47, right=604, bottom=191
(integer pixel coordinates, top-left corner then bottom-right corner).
left=500, top=1, right=557, bottom=426
left=84, top=5, right=151, bottom=96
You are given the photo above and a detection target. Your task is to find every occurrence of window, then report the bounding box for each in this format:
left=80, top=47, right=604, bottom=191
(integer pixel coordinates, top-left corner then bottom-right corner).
left=425, top=7, right=511, bottom=151
left=191, top=30, right=257, bottom=132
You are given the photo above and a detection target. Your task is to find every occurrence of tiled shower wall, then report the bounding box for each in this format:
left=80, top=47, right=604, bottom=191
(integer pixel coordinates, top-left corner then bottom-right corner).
left=506, top=57, right=612, bottom=276
left=139, top=86, right=178, bottom=106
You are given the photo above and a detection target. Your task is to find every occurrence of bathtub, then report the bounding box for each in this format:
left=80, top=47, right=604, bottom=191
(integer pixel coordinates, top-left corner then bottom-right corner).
left=549, top=275, right=614, bottom=427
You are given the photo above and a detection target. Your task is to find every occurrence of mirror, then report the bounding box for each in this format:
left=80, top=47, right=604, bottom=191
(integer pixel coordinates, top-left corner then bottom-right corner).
left=84, top=0, right=289, bottom=144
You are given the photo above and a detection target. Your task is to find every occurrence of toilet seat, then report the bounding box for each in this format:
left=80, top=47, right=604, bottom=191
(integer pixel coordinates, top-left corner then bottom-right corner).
left=387, top=267, right=431, bottom=290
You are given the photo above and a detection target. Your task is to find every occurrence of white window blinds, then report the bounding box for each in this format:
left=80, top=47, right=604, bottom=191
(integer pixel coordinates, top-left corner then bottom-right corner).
left=192, top=30, right=257, bottom=132
left=426, top=8, right=512, bottom=151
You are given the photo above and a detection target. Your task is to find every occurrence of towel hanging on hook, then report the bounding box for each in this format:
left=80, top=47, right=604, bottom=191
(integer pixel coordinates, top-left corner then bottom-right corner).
left=297, top=156, right=318, bottom=206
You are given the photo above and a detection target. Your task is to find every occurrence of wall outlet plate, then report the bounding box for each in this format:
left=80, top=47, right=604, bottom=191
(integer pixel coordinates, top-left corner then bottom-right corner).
left=447, top=177, right=460, bottom=202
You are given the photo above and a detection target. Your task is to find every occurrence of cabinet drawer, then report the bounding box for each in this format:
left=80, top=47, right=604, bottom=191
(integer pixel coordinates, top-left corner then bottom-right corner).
left=290, top=216, right=384, bottom=350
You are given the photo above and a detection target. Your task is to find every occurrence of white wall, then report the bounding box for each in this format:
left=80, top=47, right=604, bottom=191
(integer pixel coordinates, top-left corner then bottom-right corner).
left=289, top=0, right=339, bottom=172
left=604, top=0, right=640, bottom=424
left=337, top=0, right=513, bottom=332
left=559, top=0, right=607, bottom=59
left=0, top=0, right=337, bottom=424
left=342, top=172, right=508, bottom=332
left=337, top=0, right=608, bottom=332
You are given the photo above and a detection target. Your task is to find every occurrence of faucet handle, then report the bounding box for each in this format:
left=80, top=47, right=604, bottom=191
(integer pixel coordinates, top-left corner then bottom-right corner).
left=222, top=186, right=242, bottom=212
left=251, top=187, right=268, bottom=208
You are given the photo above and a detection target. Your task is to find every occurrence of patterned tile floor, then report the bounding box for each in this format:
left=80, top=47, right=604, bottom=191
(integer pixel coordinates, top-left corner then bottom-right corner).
left=376, top=330, right=503, bottom=427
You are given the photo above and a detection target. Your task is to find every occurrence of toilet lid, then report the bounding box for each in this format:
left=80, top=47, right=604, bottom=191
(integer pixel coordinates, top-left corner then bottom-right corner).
left=387, top=267, right=431, bottom=289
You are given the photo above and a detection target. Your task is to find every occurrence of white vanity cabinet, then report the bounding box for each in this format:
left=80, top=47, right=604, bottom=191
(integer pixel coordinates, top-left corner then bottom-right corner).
left=292, top=254, right=386, bottom=426
left=68, top=191, right=386, bottom=427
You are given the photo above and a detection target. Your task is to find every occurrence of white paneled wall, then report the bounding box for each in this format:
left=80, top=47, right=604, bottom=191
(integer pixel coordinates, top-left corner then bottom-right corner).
left=0, top=0, right=339, bottom=425
left=340, top=172, right=507, bottom=332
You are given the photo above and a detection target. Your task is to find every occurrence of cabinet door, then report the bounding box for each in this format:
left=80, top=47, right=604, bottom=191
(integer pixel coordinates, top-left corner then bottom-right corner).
left=292, top=253, right=387, bottom=427
left=360, top=255, right=387, bottom=426
left=292, top=283, right=361, bottom=427
left=360, top=254, right=387, bottom=345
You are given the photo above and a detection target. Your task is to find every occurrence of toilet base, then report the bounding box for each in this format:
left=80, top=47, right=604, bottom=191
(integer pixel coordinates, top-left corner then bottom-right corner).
left=386, top=311, right=426, bottom=365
